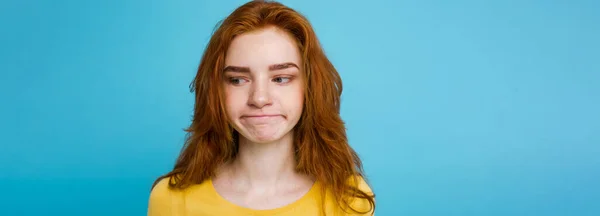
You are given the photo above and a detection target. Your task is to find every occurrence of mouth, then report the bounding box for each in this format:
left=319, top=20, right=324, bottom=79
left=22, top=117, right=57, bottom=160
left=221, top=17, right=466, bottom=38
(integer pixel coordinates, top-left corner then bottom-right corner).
left=241, top=114, right=284, bottom=119
left=240, top=114, right=285, bottom=125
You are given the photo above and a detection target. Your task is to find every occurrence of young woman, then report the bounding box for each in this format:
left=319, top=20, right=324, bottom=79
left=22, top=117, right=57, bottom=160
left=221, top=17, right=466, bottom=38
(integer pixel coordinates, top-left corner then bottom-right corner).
left=147, top=1, right=376, bottom=215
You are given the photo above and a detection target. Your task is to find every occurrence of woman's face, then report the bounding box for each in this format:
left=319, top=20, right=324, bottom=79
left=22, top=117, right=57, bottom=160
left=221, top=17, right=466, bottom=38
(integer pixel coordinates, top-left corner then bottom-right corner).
left=223, top=26, right=304, bottom=144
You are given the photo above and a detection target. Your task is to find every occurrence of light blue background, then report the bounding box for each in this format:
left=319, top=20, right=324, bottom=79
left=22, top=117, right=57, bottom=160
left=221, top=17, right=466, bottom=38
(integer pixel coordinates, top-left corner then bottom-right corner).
left=1, top=0, right=599, bottom=215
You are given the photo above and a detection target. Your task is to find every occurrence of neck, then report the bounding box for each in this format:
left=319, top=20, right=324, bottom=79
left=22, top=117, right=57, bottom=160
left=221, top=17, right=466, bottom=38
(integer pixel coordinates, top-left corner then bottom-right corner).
left=229, top=132, right=298, bottom=188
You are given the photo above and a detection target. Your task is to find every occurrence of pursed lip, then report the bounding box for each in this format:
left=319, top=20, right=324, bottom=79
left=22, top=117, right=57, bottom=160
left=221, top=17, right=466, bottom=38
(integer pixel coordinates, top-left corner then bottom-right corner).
left=241, top=114, right=285, bottom=118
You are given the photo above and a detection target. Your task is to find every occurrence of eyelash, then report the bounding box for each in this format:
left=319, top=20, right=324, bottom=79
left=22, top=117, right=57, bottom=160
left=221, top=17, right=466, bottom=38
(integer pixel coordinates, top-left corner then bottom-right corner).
left=226, top=76, right=294, bottom=85
left=273, top=77, right=292, bottom=83
left=227, top=77, right=248, bottom=85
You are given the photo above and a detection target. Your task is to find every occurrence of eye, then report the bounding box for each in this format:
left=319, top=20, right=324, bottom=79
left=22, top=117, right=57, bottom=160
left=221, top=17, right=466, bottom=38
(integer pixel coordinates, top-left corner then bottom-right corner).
left=272, top=77, right=292, bottom=84
left=228, top=77, right=248, bottom=85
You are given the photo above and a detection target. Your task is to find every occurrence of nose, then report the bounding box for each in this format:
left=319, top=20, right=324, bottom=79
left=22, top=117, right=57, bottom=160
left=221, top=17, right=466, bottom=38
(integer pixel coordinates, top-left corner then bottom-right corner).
left=247, top=79, right=272, bottom=108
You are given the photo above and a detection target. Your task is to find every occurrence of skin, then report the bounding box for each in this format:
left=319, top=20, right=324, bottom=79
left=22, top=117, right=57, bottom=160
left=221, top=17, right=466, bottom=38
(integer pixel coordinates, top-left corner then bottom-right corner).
left=212, top=26, right=314, bottom=210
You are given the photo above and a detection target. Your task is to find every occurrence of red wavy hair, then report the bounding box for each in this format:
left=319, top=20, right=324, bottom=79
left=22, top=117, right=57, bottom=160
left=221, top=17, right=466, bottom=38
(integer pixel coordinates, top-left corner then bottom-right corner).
left=153, top=0, right=375, bottom=214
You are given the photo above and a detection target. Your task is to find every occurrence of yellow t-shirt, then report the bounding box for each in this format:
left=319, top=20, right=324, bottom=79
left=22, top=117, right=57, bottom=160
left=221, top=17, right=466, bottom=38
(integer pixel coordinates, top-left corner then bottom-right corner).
left=147, top=176, right=374, bottom=216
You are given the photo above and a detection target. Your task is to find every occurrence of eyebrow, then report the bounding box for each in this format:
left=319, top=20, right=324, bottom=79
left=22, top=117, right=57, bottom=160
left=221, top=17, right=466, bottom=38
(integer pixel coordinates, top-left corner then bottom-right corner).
left=223, top=62, right=299, bottom=73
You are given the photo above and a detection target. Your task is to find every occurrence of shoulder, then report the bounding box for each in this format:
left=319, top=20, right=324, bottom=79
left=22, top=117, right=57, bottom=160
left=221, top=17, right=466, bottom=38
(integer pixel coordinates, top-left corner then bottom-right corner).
left=147, top=177, right=184, bottom=216
left=147, top=176, right=218, bottom=215
left=320, top=175, right=376, bottom=215
left=347, top=175, right=374, bottom=196
left=346, top=175, right=376, bottom=215
left=149, top=177, right=173, bottom=200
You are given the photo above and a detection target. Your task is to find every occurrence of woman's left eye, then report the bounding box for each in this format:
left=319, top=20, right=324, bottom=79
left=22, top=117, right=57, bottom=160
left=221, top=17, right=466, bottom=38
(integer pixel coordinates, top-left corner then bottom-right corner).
left=273, top=77, right=291, bottom=84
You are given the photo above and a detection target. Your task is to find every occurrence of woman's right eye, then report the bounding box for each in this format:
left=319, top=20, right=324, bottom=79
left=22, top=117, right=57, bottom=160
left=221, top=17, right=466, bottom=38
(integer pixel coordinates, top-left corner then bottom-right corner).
left=228, top=77, right=248, bottom=85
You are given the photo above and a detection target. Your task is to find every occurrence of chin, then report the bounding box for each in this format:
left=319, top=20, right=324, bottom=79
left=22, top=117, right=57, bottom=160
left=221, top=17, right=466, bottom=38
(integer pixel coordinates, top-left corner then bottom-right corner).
left=245, top=134, right=285, bottom=144
left=239, top=129, right=292, bottom=144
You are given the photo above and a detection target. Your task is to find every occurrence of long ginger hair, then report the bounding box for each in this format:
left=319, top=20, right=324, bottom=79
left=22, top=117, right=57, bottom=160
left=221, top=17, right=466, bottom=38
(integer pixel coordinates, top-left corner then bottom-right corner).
left=153, top=0, right=375, bottom=214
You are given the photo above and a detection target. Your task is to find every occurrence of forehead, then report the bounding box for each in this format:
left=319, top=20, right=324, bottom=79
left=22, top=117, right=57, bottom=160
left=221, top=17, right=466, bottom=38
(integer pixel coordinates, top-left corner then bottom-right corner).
left=225, top=27, right=301, bottom=69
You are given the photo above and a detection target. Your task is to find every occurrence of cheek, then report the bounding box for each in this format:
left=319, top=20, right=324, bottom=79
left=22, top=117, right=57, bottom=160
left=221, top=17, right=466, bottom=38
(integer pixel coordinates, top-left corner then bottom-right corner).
left=225, top=89, right=245, bottom=117
left=296, top=90, right=304, bottom=108
left=289, top=86, right=305, bottom=114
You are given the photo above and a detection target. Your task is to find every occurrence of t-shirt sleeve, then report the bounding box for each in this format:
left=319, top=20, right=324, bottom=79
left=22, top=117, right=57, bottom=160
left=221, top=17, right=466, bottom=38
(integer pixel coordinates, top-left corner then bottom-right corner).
left=347, top=176, right=376, bottom=215
left=147, top=178, right=179, bottom=216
